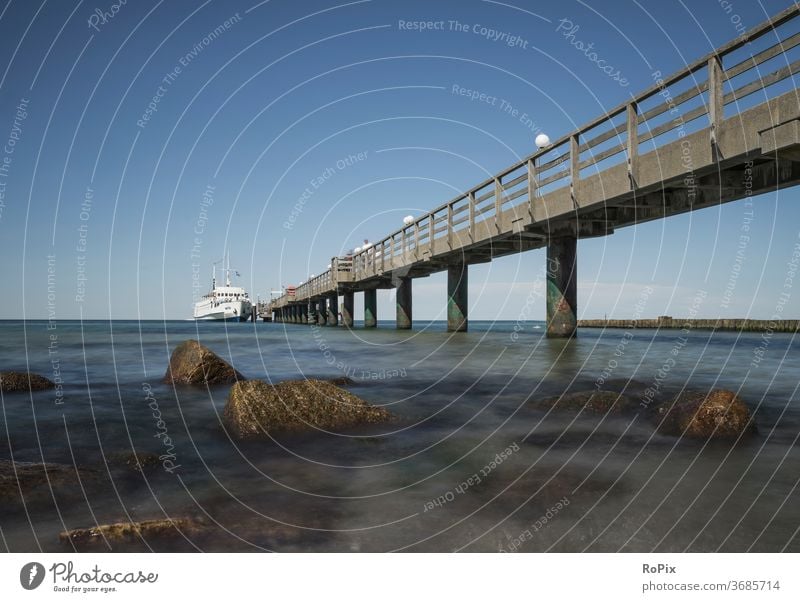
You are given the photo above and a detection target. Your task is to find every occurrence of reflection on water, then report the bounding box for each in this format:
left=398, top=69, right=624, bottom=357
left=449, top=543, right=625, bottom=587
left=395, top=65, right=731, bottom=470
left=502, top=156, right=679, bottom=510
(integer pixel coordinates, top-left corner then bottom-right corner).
left=0, top=320, right=798, bottom=552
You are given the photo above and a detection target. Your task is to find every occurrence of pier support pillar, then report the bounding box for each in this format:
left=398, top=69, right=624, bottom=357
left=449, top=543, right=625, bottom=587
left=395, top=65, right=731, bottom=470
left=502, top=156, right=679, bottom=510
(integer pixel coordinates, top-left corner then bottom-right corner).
left=396, top=277, right=412, bottom=329
left=291, top=305, right=298, bottom=323
left=364, top=289, right=377, bottom=328
left=317, top=298, right=327, bottom=326
left=342, top=291, right=354, bottom=328
left=327, top=294, right=339, bottom=326
left=546, top=236, right=577, bottom=338
left=299, top=304, right=307, bottom=325
left=307, top=300, right=316, bottom=325
left=447, top=262, right=468, bottom=332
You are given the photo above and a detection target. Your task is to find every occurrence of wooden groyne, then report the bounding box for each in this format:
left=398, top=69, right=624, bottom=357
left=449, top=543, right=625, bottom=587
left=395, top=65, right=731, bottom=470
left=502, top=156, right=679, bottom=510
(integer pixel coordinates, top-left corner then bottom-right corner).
left=578, top=317, right=799, bottom=332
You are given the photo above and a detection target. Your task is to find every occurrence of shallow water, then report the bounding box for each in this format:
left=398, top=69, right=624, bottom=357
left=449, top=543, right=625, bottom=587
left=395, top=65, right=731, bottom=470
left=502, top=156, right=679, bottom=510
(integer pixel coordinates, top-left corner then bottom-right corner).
left=1, top=319, right=798, bottom=552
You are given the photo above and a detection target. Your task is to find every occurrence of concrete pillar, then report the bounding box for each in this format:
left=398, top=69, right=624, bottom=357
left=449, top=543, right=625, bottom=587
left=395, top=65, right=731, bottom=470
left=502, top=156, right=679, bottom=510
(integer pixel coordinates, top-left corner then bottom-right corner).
left=299, top=304, right=307, bottom=325
left=342, top=291, right=354, bottom=328
left=307, top=300, right=316, bottom=325
left=447, top=262, right=468, bottom=332
left=364, top=289, right=377, bottom=328
left=291, top=305, right=297, bottom=323
left=317, top=298, right=327, bottom=326
left=546, top=236, right=577, bottom=338
left=328, top=294, right=339, bottom=326
left=396, top=277, right=412, bottom=329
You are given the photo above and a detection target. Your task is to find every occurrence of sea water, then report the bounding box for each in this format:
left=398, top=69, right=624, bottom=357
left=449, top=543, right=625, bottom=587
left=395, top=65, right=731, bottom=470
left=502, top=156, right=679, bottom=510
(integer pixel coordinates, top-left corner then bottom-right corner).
left=0, top=319, right=797, bottom=552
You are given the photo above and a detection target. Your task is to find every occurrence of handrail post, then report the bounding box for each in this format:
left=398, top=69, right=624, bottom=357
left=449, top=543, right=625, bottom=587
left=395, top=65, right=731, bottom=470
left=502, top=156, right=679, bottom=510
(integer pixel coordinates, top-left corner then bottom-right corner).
left=708, top=55, right=724, bottom=149
left=414, top=221, right=420, bottom=260
left=570, top=134, right=580, bottom=207
left=447, top=203, right=454, bottom=249
left=626, top=102, right=639, bottom=188
left=527, top=158, right=537, bottom=219
left=468, top=191, right=476, bottom=242
left=428, top=213, right=435, bottom=255
left=494, top=177, right=503, bottom=232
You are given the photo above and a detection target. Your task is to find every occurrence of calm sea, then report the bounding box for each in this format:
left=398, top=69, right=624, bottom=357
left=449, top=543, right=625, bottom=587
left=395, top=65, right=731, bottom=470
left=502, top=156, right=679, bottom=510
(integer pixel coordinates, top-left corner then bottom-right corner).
left=1, top=319, right=798, bottom=552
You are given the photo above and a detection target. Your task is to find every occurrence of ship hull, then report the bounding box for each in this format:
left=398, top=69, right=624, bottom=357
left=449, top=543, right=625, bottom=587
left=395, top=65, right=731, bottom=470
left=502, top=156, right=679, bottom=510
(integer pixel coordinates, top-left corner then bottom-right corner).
left=193, top=300, right=252, bottom=322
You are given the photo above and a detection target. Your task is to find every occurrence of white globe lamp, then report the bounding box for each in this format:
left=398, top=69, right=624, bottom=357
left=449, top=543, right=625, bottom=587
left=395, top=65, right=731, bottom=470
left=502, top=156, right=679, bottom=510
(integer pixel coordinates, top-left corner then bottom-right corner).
left=403, top=215, right=414, bottom=226
left=535, top=133, right=550, bottom=149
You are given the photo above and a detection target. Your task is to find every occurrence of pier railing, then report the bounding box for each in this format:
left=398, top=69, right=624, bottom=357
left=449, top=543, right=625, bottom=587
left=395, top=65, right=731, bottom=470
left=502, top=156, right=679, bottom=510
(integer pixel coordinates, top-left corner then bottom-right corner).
left=271, top=5, right=800, bottom=310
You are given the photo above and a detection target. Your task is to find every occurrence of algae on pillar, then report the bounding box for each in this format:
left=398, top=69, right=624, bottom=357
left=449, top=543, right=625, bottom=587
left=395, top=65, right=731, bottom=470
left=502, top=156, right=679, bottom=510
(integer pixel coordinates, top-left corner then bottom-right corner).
left=447, top=262, right=468, bottom=332
left=364, top=289, right=377, bottom=328
left=317, top=298, right=327, bottom=326
left=546, top=236, right=577, bottom=338
left=396, top=277, right=412, bottom=329
left=328, top=294, right=339, bottom=326
left=342, top=291, right=354, bottom=328
left=307, top=300, right=316, bottom=325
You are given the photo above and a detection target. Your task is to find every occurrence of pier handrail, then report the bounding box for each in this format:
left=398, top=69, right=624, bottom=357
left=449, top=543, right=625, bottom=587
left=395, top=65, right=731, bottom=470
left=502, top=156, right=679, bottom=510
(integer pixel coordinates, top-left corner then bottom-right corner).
left=271, top=5, right=800, bottom=310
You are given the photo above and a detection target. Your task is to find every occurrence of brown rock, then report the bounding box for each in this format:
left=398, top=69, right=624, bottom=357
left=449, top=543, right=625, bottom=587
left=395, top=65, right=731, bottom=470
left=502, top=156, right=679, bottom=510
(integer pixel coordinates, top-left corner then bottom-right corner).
left=0, top=459, right=103, bottom=509
left=223, top=379, right=391, bottom=439
left=534, top=390, right=639, bottom=414
left=655, top=389, right=756, bottom=438
left=106, top=451, right=161, bottom=474
left=0, top=371, right=54, bottom=392
left=59, top=518, right=207, bottom=551
left=326, top=376, right=356, bottom=386
left=163, top=339, right=243, bottom=385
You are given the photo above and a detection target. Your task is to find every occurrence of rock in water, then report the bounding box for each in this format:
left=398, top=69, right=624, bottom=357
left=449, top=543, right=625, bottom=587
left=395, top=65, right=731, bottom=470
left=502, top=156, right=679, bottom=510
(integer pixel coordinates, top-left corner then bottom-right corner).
left=223, top=379, right=391, bottom=439
left=163, top=339, right=243, bottom=385
left=0, top=371, right=54, bottom=392
left=59, top=518, right=207, bottom=551
left=655, top=389, right=756, bottom=438
left=534, top=390, right=639, bottom=414
left=0, top=459, right=103, bottom=510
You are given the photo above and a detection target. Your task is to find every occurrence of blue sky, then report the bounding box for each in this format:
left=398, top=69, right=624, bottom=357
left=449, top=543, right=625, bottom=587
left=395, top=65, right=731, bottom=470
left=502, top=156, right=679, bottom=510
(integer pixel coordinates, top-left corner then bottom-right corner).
left=0, top=0, right=798, bottom=320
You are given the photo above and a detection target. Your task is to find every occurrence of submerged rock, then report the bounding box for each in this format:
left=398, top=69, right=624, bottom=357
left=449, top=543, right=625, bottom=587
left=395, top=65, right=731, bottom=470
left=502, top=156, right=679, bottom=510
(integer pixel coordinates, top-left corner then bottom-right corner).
left=59, top=518, right=207, bottom=551
left=0, top=459, right=103, bottom=510
left=0, top=371, right=55, bottom=392
left=655, top=389, right=756, bottom=439
left=223, top=378, right=391, bottom=439
left=106, top=451, right=161, bottom=474
left=534, top=390, right=639, bottom=414
left=163, top=339, right=243, bottom=385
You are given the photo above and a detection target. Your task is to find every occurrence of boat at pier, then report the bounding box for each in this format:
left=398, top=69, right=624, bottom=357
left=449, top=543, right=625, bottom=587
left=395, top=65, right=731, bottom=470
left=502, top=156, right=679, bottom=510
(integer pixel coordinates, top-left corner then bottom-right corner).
left=193, top=257, right=252, bottom=321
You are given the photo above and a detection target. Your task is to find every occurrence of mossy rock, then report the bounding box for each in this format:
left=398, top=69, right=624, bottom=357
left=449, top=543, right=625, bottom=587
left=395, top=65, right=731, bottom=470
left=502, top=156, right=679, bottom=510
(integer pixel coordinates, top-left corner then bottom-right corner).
left=655, top=389, right=756, bottom=439
left=223, top=378, right=391, bottom=439
left=163, top=339, right=244, bottom=385
left=59, top=518, right=207, bottom=551
left=0, top=371, right=54, bottom=392
left=106, top=451, right=161, bottom=474
left=0, top=459, right=103, bottom=509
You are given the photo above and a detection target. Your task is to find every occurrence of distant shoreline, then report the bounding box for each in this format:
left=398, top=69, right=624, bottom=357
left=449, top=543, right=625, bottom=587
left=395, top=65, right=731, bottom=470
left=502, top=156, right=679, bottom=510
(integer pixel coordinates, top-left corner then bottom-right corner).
left=578, top=317, right=799, bottom=332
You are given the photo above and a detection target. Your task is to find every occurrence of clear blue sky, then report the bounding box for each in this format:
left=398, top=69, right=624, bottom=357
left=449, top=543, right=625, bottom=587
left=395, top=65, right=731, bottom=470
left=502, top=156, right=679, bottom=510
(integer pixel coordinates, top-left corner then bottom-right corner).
left=0, top=0, right=798, bottom=320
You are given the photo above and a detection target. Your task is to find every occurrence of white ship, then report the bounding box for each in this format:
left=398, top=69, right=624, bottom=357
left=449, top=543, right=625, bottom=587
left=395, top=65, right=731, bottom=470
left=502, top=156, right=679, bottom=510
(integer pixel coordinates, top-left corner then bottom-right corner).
left=193, top=258, right=252, bottom=321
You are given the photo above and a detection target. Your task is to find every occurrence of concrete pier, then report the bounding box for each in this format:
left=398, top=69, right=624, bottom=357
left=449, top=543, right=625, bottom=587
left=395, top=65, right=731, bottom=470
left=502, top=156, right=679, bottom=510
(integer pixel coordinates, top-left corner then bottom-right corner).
left=317, top=298, right=327, bottom=326
left=364, top=289, right=377, bottom=328
left=342, top=291, right=354, bottom=328
left=579, top=317, right=800, bottom=332
left=396, top=277, right=412, bottom=329
left=307, top=300, right=316, bottom=325
left=266, top=8, right=800, bottom=336
left=299, top=304, right=307, bottom=324
left=447, top=263, right=468, bottom=332
left=546, top=236, right=577, bottom=338
left=328, top=294, right=339, bottom=326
